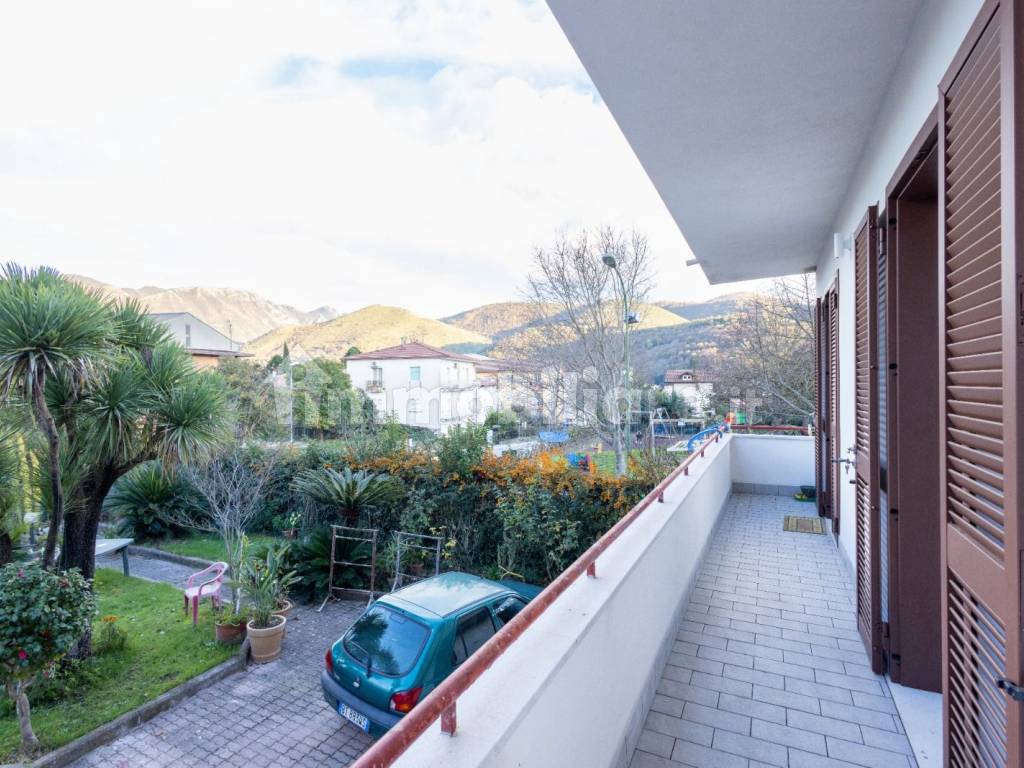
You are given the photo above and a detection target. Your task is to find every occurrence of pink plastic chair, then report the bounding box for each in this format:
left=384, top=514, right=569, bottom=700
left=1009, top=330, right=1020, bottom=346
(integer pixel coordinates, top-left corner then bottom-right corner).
left=183, top=562, right=228, bottom=626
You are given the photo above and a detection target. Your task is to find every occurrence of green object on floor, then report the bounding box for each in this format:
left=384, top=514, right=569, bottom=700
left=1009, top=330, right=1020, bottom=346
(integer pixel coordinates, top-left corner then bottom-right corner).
left=783, top=515, right=825, bottom=535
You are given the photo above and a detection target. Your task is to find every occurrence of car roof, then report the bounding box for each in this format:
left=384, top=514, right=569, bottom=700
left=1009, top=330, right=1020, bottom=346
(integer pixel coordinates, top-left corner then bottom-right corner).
left=379, top=572, right=510, bottom=619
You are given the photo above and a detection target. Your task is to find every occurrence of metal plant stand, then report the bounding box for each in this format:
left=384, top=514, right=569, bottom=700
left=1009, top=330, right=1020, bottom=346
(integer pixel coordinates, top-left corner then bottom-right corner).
left=391, top=531, right=442, bottom=591
left=318, top=525, right=378, bottom=611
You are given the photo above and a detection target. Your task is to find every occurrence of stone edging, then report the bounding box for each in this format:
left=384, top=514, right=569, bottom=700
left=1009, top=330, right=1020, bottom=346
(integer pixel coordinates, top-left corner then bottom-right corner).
left=28, top=639, right=250, bottom=768
left=127, top=545, right=216, bottom=570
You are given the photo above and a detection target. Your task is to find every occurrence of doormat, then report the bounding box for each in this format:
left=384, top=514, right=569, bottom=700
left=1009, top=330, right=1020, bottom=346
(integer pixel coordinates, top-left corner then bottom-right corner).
left=783, top=516, right=825, bottom=534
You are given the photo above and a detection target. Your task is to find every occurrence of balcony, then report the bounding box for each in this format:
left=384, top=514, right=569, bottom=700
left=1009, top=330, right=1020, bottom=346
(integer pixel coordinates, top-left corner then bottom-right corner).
left=360, top=433, right=936, bottom=768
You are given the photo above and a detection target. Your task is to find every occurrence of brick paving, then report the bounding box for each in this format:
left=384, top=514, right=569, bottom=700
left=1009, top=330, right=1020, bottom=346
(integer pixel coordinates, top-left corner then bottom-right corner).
left=631, top=493, right=918, bottom=768
left=70, top=572, right=373, bottom=768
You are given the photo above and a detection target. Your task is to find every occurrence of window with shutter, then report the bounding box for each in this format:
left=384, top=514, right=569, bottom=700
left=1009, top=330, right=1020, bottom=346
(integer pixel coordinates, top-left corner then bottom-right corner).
left=939, top=1, right=1022, bottom=764
left=854, top=206, right=883, bottom=673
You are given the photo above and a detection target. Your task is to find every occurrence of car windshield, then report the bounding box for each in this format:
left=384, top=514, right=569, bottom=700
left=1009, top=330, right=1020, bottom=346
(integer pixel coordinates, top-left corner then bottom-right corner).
left=343, top=605, right=430, bottom=677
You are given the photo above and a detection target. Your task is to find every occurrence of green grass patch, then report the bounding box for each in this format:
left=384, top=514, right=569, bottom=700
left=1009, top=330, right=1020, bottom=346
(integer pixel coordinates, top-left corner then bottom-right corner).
left=0, top=568, right=236, bottom=761
left=152, top=533, right=278, bottom=561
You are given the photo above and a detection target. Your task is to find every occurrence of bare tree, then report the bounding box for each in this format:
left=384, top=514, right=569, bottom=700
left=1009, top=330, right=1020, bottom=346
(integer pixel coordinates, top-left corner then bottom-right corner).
left=518, top=227, right=654, bottom=475
left=168, top=449, right=279, bottom=604
left=712, top=275, right=815, bottom=424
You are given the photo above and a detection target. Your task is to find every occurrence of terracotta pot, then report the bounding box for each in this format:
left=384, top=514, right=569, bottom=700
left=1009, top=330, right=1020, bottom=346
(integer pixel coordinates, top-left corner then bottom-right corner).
left=409, top=562, right=426, bottom=577
left=282, top=528, right=298, bottom=540
left=247, top=616, right=287, bottom=663
left=215, top=620, right=246, bottom=645
left=272, top=599, right=293, bottom=619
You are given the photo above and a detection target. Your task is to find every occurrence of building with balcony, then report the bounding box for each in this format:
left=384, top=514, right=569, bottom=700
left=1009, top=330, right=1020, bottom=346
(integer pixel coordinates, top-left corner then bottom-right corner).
left=346, top=341, right=491, bottom=432
left=353, top=1, right=1023, bottom=766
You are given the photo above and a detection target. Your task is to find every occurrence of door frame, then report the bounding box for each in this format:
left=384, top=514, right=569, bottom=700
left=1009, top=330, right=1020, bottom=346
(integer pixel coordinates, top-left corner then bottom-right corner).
left=882, top=108, right=942, bottom=691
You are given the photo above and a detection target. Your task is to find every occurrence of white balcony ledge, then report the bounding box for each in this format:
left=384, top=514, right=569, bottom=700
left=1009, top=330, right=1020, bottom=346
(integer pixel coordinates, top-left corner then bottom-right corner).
left=391, top=434, right=935, bottom=768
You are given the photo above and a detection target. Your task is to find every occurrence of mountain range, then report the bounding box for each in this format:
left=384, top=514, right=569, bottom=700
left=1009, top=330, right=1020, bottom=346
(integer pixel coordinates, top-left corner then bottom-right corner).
left=70, top=275, right=337, bottom=342
left=72, top=275, right=752, bottom=377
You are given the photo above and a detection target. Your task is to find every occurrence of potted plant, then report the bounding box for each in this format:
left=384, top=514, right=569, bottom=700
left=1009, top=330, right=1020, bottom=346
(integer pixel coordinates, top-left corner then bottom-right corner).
left=239, top=548, right=296, bottom=663
left=214, top=605, right=248, bottom=645
left=270, top=544, right=299, bottom=622
left=280, top=511, right=301, bottom=540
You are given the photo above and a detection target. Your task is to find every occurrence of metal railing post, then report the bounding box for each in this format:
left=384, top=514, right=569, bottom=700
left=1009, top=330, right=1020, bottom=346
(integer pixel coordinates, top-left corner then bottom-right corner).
left=441, top=702, right=457, bottom=736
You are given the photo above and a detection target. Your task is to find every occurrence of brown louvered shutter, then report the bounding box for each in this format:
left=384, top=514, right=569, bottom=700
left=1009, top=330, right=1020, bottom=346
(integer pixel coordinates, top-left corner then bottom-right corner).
left=827, top=284, right=841, bottom=532
left=815, top=296, right=828, bottom=517
left=854, top=207, right=883, bottom=673
left=939, top=1, right=1022, bottom=764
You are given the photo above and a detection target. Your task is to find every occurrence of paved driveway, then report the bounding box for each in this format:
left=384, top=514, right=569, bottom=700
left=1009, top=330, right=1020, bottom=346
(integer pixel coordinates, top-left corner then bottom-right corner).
left=74, top=556, right=374, bottom=767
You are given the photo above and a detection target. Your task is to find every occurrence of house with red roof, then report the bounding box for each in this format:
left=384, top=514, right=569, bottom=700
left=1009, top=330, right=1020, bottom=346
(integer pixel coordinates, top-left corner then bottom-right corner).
left=346, top=341, right=492, bottom=432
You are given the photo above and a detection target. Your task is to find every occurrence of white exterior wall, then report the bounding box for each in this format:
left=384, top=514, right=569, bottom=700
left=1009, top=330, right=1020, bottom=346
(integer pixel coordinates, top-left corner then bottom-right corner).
left=663, top=381, right=713, bottom=414
left=393, top=434, right=734, bottom=768
left=814, top=0, right=982, bottom=569
left=347, top=357, right=491, bottom=432
left=731, top=435, right=815, bottom=490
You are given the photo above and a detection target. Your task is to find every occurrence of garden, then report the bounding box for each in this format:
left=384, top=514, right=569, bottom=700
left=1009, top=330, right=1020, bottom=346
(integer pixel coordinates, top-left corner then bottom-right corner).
left=0, top=265, right=674, bottom=762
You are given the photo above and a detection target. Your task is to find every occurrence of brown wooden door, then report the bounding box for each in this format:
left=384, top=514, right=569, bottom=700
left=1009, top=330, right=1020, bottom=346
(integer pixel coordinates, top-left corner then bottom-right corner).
left=939, top=1, right=1022, bottom=764
left=854, top=206, right=883, bottom=673
left=827, top=280, right=841, bottom=534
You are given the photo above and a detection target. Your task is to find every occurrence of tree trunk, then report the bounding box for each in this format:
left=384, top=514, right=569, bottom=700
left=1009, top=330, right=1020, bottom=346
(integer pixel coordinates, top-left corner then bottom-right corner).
left=0, top=533, right=11, bottom=565
left=64, top=465, right=117, bottom=658
left=6, top=680, right=39, bottom=755
left=33, top=381, right=63, bottom=570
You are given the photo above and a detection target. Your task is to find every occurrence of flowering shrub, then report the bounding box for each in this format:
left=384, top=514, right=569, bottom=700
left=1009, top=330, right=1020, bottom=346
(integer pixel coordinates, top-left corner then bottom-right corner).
left=0, top=563, right=95, bottom=754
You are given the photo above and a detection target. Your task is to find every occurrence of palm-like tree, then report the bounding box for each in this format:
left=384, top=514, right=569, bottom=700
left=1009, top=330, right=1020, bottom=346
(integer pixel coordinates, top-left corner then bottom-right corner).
left=54, top=310, right=227, bottom=581
left=0, top=265, right=112, bottom=568
left=293, top=467, right=400, bottom=523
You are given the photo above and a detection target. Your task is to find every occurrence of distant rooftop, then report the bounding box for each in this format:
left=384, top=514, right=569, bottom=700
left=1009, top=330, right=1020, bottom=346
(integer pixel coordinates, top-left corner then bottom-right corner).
left=665, top=369, right=709, bottom=384
left=346, top=341, right=478, bottom=362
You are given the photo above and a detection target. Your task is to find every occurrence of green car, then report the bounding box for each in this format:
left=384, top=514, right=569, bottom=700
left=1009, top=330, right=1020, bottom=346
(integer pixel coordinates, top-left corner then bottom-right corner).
left=321, top=572, right=540, bottom=734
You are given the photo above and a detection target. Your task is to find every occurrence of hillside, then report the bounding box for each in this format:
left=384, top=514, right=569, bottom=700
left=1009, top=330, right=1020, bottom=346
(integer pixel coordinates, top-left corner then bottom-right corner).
left=657, top=292, right=753, bottom=321
left=245, top=305, right=491, bottom=361
left=446, top=301, right=686, bottom=341
left=443, top=302, right=550, bottom=340
left=68, top=275, right=336, bottom=342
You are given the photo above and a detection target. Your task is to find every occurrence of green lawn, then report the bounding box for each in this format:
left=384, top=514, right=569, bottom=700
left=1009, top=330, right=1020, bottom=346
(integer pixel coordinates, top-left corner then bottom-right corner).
left=151, top=532, right=278, bottom=561
left=0, top=569, right=236, bottom=761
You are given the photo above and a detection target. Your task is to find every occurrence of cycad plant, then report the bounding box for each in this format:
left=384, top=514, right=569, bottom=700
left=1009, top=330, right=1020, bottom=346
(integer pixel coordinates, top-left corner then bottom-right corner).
left=292, top=466, right=400, bottom=524
left=104, top=461, right=196, bottom=540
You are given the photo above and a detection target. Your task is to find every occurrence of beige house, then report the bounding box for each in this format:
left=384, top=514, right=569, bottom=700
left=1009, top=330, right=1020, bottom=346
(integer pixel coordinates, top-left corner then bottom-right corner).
left=148, top=312, right=249, bottom=368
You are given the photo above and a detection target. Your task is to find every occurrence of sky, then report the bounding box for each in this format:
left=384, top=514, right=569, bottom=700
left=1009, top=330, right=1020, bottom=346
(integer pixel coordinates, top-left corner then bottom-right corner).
left=0, top=1, right=768, bottom=317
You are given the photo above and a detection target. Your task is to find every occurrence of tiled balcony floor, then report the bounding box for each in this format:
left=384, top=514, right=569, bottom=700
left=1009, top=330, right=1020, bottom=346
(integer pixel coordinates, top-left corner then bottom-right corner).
left=630, top=493, right=917, bottom=768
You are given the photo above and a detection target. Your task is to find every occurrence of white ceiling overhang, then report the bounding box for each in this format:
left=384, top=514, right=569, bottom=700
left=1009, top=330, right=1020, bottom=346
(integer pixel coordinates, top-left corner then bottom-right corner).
left=546, top=0, right=922, bottom=283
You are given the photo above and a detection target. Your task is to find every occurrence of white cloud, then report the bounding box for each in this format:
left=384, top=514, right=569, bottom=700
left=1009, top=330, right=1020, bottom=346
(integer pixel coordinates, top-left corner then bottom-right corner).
left=0, top=0, right=765, bottom=316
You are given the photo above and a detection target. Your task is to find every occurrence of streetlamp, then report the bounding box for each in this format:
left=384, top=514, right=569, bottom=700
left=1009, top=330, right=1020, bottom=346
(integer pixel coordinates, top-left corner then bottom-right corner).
left=602, top=253, right=640, bottom=475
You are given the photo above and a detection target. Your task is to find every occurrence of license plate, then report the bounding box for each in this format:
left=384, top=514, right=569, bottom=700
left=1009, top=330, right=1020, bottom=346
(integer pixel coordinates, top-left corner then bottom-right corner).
left=338, top=702, right=370, bottom=732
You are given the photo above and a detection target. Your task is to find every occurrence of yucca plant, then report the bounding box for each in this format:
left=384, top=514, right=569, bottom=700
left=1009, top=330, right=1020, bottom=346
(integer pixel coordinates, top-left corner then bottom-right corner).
left=0, top=265, right=113, bottom=568
left=292, top=466, right=400, bottom=524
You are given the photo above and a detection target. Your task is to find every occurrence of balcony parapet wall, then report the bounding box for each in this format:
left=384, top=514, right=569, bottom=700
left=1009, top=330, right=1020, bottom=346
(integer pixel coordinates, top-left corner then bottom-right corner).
left=730, top=433, right=815, bottom=497
left=393, top=434, right=736, bottom=768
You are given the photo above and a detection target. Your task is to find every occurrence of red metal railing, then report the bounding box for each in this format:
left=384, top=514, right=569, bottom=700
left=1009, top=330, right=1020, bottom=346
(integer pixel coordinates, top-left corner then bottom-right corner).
left=350, top=425, right=730, bottom=768
left=729, top=424, right=810, bottom=435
